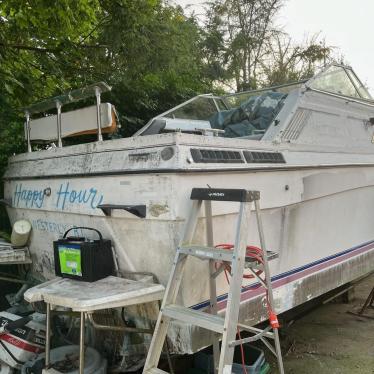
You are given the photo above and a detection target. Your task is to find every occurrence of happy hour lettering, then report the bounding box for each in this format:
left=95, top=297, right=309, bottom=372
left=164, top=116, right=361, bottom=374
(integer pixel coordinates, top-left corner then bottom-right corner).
left=13, top=184, right=45, bottom=208
left=56, top=182, right=104, bottom=210
left=12, top=182, right=104, bottom=211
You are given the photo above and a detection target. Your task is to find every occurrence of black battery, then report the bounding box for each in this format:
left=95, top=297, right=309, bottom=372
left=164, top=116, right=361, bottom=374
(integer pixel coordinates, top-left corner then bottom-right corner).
left=53, top=227, right=114, bottom=282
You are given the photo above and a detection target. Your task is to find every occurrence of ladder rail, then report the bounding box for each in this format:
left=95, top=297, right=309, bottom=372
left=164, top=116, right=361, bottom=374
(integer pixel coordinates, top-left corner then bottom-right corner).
left=205, top=200, right=220, bottom=374
left=169, top=199, right=203, bottom=303
left=144, top=199, right=202, bottom=371
left=254, top=198, right=285, bottom=374
left=218, top=201, right=252, bottom=372
left=254, top=199, right=275, bottom=308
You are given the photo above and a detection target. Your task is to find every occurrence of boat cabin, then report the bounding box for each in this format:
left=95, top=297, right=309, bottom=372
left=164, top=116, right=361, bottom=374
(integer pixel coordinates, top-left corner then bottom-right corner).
left=22, top=64, right=374, bottom=154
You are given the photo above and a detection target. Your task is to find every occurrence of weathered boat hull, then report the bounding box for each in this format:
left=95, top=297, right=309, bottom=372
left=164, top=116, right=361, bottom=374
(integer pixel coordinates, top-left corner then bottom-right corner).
left=6, top=64, right=374, bottom=353
left=5, top=163, right=374, bottom=352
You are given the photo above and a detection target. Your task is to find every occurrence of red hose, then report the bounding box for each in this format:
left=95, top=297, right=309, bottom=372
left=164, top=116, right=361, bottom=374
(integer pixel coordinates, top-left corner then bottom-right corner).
left=214, top=244, right=264, bottom=281
left=237, top=328, right=248, bottom=374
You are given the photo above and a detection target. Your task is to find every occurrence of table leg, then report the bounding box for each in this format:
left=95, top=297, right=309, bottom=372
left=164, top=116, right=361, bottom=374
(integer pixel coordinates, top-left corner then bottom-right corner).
left=45, top=303, right=51, bottom=367
left=79, top=312, right=85, bottom=374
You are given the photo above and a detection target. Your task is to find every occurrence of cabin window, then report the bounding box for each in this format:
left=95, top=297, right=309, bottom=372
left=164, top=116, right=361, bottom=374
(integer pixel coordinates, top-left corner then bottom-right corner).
left=309, top=65, right=372, bottom=100
left=345, top=69, right=372, bottom=100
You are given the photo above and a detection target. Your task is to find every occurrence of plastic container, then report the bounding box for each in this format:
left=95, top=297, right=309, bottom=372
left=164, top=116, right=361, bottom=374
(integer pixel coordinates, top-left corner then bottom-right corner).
left=53, top=227, right=114, bottom=282
left=11, top=220, right=32, bottom=247
left=194, top=344, right=265, bottom=374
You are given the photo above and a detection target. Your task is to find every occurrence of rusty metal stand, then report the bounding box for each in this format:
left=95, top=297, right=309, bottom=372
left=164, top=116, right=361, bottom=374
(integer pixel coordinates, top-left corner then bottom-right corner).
left=349, top=286, right=374, bottom=320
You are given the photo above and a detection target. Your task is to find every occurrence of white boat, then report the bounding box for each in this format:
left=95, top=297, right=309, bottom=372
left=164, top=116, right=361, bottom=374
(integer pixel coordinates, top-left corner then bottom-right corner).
left=3, top=64, right=374, bottom=353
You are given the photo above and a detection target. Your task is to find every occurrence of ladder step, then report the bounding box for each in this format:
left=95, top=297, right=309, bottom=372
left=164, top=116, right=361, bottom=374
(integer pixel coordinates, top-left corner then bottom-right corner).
left=179, top=245, right=279, bottom=267
left=179, top=245, right=233, bottom=262
left=190, top=188, right=259, bottom=202
left=163, top=304, right=225, bottom=333
left=145, top=368, right=169, bottom=374
left=229, top=326, right=274, bottom=347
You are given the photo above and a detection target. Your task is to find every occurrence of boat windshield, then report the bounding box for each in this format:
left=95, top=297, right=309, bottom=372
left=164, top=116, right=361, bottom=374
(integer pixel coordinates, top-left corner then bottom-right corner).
left=308, top=65, right=372, bottom=100
left=137, top=64, right=372, bottom=138
left=163, top=95, right=228, bottom=121
left=142, top=81, right=305, bottom=139
left=223, top=81, right=304, bottom=108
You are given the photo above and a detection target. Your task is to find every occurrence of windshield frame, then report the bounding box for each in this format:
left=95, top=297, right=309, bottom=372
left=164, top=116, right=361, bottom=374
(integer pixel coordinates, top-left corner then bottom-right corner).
left=223, top=80, right=308, bottom=109
left=305, top=64, right=374, bottom=104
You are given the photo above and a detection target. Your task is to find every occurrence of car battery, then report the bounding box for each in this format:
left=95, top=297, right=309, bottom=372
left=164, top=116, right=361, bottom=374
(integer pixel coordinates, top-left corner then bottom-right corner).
left=53, top=227, right=114, bottom=282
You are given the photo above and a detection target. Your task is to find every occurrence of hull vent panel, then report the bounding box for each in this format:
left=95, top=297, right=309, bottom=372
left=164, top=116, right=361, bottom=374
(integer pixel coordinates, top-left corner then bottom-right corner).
left=190, top=149, right=244, bottom=163
left=281, top=109, right=311, bottom=141
left=190, top=149, right=285, bottom=164
left=243, top=151, right=285, bottom=163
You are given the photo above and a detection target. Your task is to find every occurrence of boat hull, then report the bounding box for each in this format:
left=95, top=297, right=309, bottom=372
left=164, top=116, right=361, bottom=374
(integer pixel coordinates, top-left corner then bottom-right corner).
left=4, top=165, right=374, bottom=352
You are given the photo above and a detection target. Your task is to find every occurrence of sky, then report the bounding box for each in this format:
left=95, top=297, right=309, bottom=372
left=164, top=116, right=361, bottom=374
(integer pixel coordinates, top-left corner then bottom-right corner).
left=173, top=0, right=374, bottom=93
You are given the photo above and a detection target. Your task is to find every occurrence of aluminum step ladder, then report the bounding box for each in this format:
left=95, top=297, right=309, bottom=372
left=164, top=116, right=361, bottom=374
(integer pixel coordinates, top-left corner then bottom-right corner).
left=143, top=188, right=285, bottom=374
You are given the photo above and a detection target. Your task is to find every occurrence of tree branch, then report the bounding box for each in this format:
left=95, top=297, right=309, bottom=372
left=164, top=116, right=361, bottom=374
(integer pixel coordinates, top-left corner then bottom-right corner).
left=0, top=42, right=107, bottom=53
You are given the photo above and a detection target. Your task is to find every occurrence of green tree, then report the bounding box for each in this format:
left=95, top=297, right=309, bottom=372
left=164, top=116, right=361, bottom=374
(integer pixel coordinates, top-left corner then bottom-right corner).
left=203, top=0, right=283, bottom=91
left=0, top=0, right=212, bottom=232
left=98, top=0, right=212, bottom=135
left=0, top=0, right=102, bottom=231
left=261, top=33, right=334, bottom=86
left=203, top=0, right=337, bottom=91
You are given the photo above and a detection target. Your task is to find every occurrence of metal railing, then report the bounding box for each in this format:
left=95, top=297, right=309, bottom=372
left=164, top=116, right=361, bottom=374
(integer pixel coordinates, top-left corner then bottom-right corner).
left=23, top=82, right=111, bottom=152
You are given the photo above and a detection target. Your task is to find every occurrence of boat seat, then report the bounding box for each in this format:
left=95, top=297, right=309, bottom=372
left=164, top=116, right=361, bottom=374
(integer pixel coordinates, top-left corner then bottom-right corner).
left=28, top=103, right=117, bottom=142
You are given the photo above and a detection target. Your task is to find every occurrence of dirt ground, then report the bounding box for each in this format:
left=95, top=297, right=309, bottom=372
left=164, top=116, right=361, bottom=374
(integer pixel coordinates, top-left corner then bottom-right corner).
left=1, top=272, right=373, bottom=373
left=268, top=273, right=374, bottom=374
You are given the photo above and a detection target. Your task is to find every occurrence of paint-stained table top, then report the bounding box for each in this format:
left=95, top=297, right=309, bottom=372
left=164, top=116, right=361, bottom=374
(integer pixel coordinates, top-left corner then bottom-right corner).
left=24, top=276, right=165, bottom=311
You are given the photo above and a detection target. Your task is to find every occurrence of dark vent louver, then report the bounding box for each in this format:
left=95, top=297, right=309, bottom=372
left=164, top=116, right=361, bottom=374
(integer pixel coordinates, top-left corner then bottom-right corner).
left=243, top=151, right=285, bottom=164
left=191, top=149, right=244, bottom=163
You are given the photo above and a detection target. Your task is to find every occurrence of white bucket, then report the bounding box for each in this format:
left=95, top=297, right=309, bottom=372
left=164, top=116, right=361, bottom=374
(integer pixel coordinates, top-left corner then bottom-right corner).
left=22, top=345, right=107, bottom=374
left=11, top=220, right=31, bottom=247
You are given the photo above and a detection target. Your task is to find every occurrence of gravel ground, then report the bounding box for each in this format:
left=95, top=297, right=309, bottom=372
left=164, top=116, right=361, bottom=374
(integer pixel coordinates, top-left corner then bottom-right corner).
left=269, top=273, right=374, bottom=374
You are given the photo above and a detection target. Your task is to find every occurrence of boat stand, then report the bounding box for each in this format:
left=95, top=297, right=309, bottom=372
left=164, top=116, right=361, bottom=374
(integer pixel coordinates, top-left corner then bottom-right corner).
left=143, top=188, right=285, bottom=374
left=349, top=286, right=374, bottom=320
left=24, top=276, right=165, bottom=374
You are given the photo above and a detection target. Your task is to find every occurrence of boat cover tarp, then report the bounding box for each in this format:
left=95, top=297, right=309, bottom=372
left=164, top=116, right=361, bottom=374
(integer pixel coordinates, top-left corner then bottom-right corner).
left=209, top=92, right=287, bottom=137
